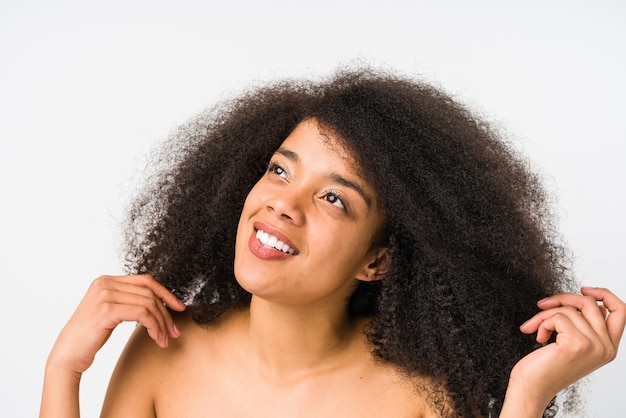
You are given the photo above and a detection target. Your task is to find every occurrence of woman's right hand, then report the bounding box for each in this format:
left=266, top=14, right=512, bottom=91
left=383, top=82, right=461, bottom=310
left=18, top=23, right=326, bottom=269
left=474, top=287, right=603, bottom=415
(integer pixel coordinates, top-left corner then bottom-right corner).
left=46, top=274, right=186, bottom=376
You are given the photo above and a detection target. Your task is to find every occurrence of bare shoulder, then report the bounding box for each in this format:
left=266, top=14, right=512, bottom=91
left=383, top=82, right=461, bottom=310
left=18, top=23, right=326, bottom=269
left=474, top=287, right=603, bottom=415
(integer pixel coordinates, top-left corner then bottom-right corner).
left=100, top=311, right=450, bottom=417
left=100, top=322, right=164, bottom=417
left=345, top=318, right=450, bottom=418
left=100, top=312, right=230, bottom=417
left=359, top=354, right=449, bottom=418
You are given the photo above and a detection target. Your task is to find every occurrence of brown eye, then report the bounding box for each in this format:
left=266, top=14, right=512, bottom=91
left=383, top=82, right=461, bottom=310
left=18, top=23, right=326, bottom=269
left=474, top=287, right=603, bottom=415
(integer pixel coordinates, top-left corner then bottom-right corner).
left=324, top=191, right=346, bottom=210
left=267, top=162, right=288, bottom=179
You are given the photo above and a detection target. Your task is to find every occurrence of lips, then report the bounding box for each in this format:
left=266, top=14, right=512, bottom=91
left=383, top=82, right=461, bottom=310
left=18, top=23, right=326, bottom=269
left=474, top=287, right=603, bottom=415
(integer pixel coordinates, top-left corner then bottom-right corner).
left=248, top=221, right=299, bottom=259
left=255, top=229, right=296, bottom=254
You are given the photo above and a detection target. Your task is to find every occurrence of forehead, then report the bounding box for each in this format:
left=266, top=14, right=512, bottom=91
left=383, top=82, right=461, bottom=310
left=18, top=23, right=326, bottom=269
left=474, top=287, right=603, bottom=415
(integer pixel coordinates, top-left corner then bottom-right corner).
left=278, top=119, right=359, bottom=171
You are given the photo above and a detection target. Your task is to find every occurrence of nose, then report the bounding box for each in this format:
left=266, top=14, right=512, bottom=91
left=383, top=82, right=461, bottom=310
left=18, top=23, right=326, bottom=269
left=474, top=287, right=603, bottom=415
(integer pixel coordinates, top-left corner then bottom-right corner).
left=266, top=189, right=305, bottom=226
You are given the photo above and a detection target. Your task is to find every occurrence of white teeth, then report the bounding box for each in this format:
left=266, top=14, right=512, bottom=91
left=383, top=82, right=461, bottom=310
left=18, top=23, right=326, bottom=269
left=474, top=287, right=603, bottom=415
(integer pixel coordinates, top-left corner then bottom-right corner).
left=256, top=229, right=295, bottom=254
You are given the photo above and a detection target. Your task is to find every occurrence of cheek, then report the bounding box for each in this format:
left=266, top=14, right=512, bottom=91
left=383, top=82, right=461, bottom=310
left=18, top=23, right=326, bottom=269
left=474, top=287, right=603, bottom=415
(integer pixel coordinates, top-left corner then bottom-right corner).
left=242, top=181, right=266, bottom=210
left=235, top=188, right=261, bottom=253
left=238, top=184, right=264, bottom=224
left=313, top=226, right=368, bottom=265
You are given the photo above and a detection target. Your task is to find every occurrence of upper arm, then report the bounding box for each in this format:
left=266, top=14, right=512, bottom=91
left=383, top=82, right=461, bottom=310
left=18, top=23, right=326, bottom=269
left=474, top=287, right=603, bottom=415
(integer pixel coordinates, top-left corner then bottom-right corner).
left=100, top=326, right=163, bottom=418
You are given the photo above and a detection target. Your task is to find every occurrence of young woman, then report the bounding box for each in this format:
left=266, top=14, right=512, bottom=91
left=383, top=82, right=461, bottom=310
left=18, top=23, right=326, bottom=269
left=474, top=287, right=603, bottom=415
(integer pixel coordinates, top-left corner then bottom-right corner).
left=41, top=69, right=625, bottom=417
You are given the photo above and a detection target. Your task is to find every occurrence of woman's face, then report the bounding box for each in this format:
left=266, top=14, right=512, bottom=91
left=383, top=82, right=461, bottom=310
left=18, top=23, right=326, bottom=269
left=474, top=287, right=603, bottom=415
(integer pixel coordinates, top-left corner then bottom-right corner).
left=234, top=119, right=386, bottom=308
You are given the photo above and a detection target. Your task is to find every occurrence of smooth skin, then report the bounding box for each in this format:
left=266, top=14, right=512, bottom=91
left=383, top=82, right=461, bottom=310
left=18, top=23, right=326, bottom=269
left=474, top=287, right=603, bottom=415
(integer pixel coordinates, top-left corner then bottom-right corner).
left=40, top=274, right=186, bottom=418
left=501, top=286, right=625, bottom=417
left=40, top=121, right=626, bottom=417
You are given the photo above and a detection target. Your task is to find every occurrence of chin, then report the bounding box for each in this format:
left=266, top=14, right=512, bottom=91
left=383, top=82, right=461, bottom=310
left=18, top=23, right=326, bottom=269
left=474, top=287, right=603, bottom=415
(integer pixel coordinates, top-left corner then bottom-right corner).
left=234, top=263, right=272, bottom=295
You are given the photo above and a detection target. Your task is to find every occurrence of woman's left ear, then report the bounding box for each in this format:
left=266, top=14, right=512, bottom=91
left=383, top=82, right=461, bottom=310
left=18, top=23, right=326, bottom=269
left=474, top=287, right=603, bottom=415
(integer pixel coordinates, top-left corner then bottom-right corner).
left=357, top=247, right=389, bottom=282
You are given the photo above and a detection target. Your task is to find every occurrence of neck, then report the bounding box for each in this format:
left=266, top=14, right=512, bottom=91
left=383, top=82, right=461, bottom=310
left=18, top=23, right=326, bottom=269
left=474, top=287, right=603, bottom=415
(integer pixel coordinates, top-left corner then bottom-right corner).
left=242, top=296, right=364, bottom=383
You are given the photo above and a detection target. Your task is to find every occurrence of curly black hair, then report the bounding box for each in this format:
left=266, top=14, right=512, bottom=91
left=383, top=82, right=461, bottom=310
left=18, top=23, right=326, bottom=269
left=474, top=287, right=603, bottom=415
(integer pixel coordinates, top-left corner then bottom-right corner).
left=124, top=67, right=577, bottom=417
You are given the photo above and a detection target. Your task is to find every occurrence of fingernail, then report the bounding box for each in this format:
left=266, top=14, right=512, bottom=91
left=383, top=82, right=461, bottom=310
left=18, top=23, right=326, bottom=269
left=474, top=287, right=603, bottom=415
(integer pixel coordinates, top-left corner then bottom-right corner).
left=537, top=297, right=549, bottom=305
left=173, top=323, right=181, bottom=337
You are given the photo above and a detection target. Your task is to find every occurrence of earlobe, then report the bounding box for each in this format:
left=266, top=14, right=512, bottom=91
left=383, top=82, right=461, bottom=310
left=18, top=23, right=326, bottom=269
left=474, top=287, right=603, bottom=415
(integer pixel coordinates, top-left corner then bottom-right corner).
left=357, top=247, right=389, bottom=282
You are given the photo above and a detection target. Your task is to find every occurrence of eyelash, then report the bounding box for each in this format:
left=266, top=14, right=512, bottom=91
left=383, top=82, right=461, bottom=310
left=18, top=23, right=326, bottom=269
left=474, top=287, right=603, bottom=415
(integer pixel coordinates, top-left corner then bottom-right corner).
left=267, top=161, right=349, bottom=213
left=267, top=161, right=288, bottom=179
left=323, top=190, right=347, bottom=211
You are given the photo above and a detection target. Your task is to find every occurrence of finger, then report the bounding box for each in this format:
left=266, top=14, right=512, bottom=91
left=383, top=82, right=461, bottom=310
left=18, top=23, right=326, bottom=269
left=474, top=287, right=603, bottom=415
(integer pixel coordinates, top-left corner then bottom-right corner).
left=89, top=276, right=170, bottom=334
left=90, top=275, right=183, bottom=339
left=125, top=274, right=186, bottom=311
left=533, top=313, right=608, bottom=375
left=581, top=287, right=626, bottom=348
left=104, top=302, right=170, bottom=348
left=106, top=281, right=181, bottom=338
left=522, top=306, right=598, bottom=344
left=97, top=288, right=172, bottom=346
left=92, top=274, right=183, bottom=306
left=536, top=293, right=608, bottom=336
left=534, top=311, right=584, bottom=345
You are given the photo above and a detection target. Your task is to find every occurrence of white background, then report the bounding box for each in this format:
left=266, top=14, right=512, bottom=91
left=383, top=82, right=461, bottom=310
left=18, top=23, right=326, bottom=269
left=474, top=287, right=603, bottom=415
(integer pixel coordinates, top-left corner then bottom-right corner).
left=1, top=1, right=624, bottom=416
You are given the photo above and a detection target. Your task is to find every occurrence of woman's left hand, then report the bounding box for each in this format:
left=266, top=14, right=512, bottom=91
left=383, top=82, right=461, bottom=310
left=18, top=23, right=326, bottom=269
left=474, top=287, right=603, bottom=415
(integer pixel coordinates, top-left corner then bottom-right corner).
left=503, top=287, right=626, bottom=416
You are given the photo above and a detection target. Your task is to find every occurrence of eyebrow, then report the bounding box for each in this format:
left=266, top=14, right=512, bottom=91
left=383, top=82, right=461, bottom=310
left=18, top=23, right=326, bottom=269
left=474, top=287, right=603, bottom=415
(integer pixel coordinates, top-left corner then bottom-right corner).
left=275, top=147, right=372, bottom=207
left=329, top=173, right=372, bottom=207
left=275, top=148, right=299, bottom=163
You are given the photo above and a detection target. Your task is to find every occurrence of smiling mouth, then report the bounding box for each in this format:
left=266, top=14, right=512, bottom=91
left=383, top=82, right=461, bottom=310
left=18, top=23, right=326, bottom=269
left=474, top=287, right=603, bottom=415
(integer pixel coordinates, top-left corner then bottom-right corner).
left=255, top=229, right=298, bottom=255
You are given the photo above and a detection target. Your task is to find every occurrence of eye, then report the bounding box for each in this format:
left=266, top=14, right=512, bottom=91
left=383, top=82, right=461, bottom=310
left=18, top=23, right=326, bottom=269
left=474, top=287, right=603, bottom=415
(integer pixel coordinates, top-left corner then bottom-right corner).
left=267, top=161, right=288, bottom=180
left=323, top=191, right=346, bottom=210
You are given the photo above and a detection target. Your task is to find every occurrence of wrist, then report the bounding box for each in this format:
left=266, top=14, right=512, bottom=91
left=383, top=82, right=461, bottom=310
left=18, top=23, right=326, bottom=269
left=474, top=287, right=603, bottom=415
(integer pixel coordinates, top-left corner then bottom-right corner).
left=40, top=360, right=82, bottom=418
left=45, top=353, right=83, bottom=383
left=499, top=379, right=550, bottom=418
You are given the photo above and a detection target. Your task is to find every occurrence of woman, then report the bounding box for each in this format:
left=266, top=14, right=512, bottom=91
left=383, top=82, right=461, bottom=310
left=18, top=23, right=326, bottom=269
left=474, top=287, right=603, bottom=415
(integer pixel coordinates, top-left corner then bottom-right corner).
left=41, top=68, right=625, bottom=417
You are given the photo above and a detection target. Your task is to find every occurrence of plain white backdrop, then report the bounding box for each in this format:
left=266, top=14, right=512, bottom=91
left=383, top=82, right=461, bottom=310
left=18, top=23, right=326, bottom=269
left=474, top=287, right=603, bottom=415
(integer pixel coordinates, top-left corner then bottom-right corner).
left=1, top=1, right=624, bottom=416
